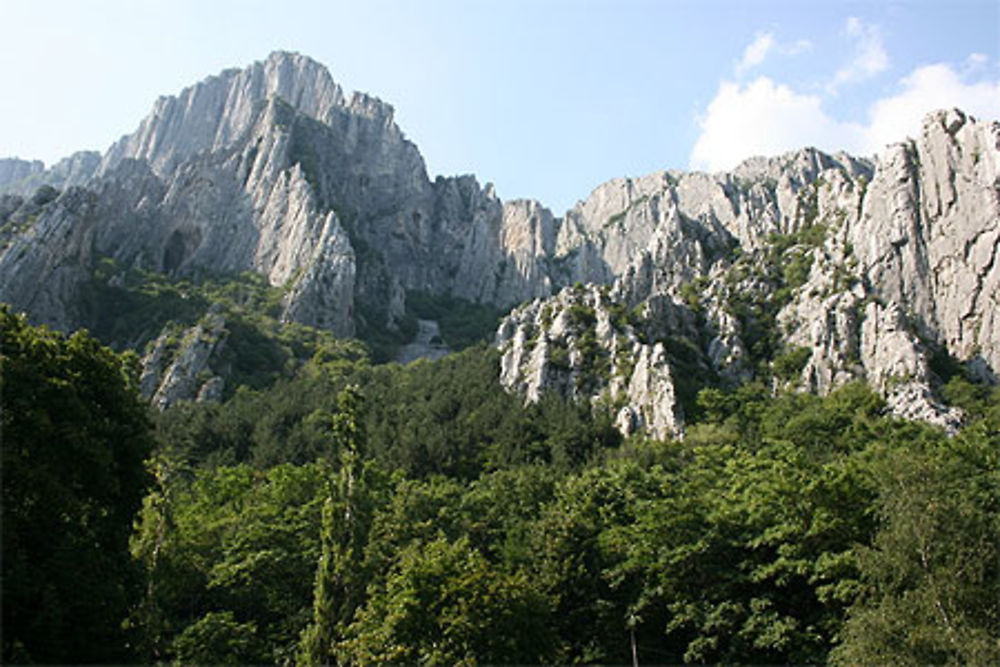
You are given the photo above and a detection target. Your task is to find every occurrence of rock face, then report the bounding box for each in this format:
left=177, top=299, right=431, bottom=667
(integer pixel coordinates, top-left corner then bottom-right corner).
left=497, top=111, right=998, bottom=437
left=396, top=319, right=452, bottom=364
left=0, top=51, right=996, bottom=430
left=0, top=52, right=570, bottom=341
left=852, top=109, right=1000, bottom=378
left=0, top=186, right=97, bottom=330
left=140, top=312, right=229, bottom=410
left=498, top=284, right=697, bottom=439
left=0, top=158, right=45, bottom=189
left=0, top=152, right=100, bottom=197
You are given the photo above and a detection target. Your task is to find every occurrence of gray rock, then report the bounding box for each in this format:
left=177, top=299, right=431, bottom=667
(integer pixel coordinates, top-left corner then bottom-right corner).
left=395, top=319, right=452, bottom=364
left=146, top=313, right=229, bottom=410
left=98, top=52, right=351, bottom=178
left=196, top=376, right=226, bottom=403
left=0, top=51, right=995, bottom=436
left=853, top=109, right=1000, bottom=376
left=497, top=110, right=997, bottom=436
left=0, top=187, right=97, bottom=329
left=0, top=158, right=45, bottom=190
left=0, top=152, right=101, bottom=197
left=498, top=284, right=686, bottom=440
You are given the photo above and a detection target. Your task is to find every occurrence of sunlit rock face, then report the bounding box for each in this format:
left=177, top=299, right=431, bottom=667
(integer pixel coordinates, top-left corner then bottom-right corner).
left=0, top=52, right=572, bottom=338
left=498, top=110, right=998, bottom=436
left=0, top=51, right=995, bottom=434
left=0, top=153, right=101, bottom=197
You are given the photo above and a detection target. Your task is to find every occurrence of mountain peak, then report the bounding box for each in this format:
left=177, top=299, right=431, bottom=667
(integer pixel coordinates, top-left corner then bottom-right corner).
left=0, top=52, right=995, bottom=439
left=98, top=51, right=402, bottom=177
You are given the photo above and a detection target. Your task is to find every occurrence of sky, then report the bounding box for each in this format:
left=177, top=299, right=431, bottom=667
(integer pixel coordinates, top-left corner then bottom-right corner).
left=0, top=0, right=997, bottom=213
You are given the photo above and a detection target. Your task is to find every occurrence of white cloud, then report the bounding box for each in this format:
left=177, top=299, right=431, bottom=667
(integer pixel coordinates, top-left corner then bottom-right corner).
left=786, top=39, right=813, bottom=56
left=689, top=61, right=1000, bottom=173
left=864, top=63, right=1000, bottom=152
left=735, top=32, right=775, bottom=75
left=690, top=77, right=865, bottom=172
left=828, top=17, right=888, bottom=93
left=962, top=52, right=989, bottom=76
left=734, top=32, right=812, bottom=76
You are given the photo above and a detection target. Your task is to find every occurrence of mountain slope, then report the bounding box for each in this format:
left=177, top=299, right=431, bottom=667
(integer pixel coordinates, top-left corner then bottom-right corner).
left=0, top=52, right=560, bottom=337
left=498, top=109, right=999, bottom=436
left=0, top=54, right=996, bottom=434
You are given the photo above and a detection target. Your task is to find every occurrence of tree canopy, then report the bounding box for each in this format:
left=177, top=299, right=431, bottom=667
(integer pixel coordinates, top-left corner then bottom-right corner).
left=1, top=307, right=153, bottom=663
left=3, top=304, right=998, bottom=665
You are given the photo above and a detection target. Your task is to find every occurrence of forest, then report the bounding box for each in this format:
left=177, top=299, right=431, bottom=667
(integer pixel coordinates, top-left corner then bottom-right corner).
left=2, top=304, right=999, bottom=665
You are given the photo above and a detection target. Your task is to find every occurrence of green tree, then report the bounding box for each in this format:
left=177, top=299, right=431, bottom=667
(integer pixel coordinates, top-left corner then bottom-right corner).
left=1, top=307, right=153, bottom=663
left=532, top=460, right=672, bottom=663
left=832, top=422, right=1000, bottom=665
left=342, top=536, right=554, bottom=665
left=130, top=461, right=329, bottom=664
left=298, top=385, right=371, bottom=665
left=170, top=611, right=262, bottom=665
left=596, top=386, right=886, bottom=664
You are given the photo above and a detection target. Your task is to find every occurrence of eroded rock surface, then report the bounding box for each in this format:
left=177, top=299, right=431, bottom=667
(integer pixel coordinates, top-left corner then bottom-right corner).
left=141, top=312, right=229, bottom=410
left=497, top=110, right=998, bottom=436
left=0, top=50, right=995, bottom=432
left=396, top=319, right=452, bottom=364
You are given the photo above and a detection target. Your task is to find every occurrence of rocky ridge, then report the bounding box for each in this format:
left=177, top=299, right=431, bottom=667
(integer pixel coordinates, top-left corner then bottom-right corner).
left=0, top=152, right=101, bottom=197
left=0, top=158, right=44, bottom=190
left=0, top=53, right=996, bottom=433
left=498, top=109, right=997, bottom=436
left=140, top=310, right=229, bottom=410
left=0, top=53, right=575, bottom=339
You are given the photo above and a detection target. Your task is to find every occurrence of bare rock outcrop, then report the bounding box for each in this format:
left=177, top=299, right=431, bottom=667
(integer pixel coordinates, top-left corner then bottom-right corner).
left=496, top=110, right=997, bottom=437
left=141, top=312, right=229, bottom=410
left=0, top=153, right=101, bottom=197
left=852, top=109, right=1000, bottom=376
left=0, top=52, right=573, bottom=338
left=0, top=187, right=97, bottom=330
left=0, top=50, right=994, bottom=436
left=0, top=158, right=45, bottom=190
left=498, top=284, right=690, bottom=440
left=395, top=319, right=452, bottom=364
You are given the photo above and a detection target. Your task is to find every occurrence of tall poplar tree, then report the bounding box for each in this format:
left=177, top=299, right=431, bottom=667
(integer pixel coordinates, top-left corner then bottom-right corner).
left=298, top=385, right=368, bottom=665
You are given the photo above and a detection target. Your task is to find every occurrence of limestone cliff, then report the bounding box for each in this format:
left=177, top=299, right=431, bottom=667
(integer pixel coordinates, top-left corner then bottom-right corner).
left=498, top=285, right=694, bottom=439
left=0, top=52, right=995, bottom=430
left=497, top=111, right=997, bottom=437
left=0, top=152, right=100, bottom=197
left=0, top=52, right=568, bottom=342
left=140, top=311, right=229, bottom=410
left=0, top=158, right=44, bottom=190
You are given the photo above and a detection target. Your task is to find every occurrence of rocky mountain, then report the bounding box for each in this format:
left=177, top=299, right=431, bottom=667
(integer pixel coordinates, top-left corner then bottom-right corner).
left=0, top=152, right=101, bottom=196
left=0, top=52, right=561, bottom=336
left=0, top=158, right=44, bottom=189
left=1, top=53, right=996, bottom=436
left=498, top=108, right=997, bottom=436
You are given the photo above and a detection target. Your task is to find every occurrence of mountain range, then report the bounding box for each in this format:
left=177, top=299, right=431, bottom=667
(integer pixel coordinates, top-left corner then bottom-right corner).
left=2, top=51, right=997, bottom=436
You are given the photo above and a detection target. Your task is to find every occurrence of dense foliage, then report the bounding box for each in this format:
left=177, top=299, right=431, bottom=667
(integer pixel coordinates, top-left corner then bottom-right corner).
left=404, top=289, right=505, bottom=350
left=3, top=305, right=998, bottom=664
left=1, top=307, right=153, bottom=663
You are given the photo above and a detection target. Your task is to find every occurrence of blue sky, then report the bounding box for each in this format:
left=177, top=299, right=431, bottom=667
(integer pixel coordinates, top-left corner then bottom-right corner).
left=0, top=0, right=997, bottom=213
